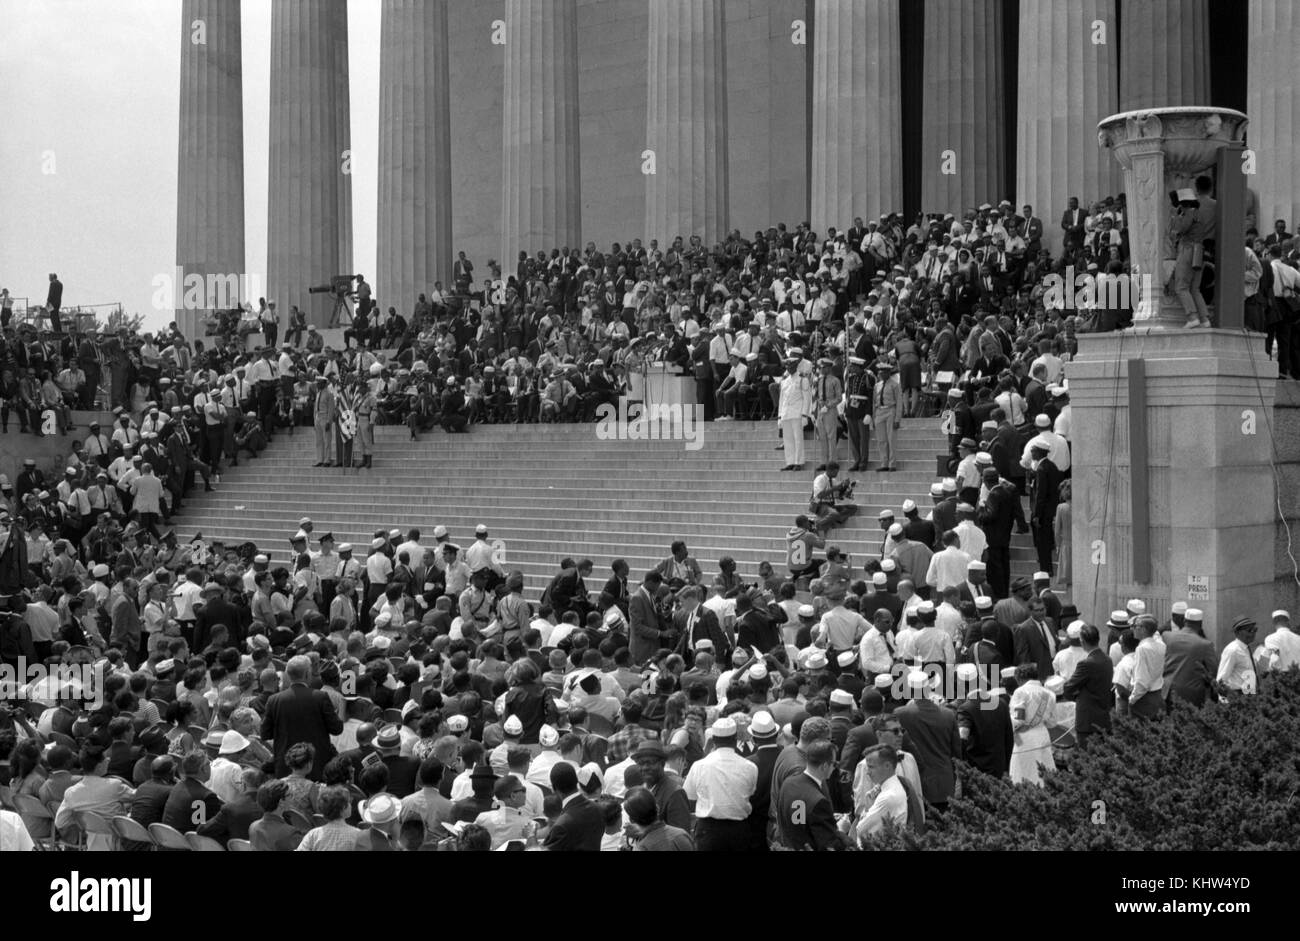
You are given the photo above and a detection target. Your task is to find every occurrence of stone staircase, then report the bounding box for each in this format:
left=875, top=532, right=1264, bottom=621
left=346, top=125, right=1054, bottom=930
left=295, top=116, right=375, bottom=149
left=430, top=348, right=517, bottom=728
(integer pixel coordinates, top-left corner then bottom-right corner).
left=168, top=418, right=1040, bottom=600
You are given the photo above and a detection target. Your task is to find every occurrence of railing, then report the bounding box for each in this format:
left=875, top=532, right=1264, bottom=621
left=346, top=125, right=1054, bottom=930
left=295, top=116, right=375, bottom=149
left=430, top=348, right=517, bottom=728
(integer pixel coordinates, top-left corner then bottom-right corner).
left=13, top=302, right=123, bottom=333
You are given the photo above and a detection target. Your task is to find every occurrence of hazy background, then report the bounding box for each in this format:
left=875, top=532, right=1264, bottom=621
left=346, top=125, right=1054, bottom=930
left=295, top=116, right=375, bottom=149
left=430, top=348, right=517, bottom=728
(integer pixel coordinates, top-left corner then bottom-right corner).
left=0, top=0, right=383, bottom=329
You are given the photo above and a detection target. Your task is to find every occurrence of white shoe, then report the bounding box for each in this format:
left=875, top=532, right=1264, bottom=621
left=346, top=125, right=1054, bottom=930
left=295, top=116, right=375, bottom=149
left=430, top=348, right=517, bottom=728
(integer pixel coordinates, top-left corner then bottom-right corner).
left=1184, top=317, right=1202, bottom=329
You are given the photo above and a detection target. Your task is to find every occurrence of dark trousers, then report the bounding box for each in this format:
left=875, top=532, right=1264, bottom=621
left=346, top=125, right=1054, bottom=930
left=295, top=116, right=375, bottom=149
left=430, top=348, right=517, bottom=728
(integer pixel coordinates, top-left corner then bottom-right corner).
left=1276, top=314, right=1300, bottom=378
left=694, top=818, right=751, bottom=852
left=204, top=424, right=224, bottom=471
left=986, top=544, right=1011, bottom=599
left=1032, top=523, right=1054, bottom=576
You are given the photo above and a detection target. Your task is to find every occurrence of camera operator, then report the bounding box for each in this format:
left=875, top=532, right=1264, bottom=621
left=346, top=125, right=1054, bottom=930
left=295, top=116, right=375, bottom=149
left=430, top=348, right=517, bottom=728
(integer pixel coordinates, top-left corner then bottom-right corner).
left=1170, top=187, right=1214, bottom=328
left=810, top=461, right=858, bottom=536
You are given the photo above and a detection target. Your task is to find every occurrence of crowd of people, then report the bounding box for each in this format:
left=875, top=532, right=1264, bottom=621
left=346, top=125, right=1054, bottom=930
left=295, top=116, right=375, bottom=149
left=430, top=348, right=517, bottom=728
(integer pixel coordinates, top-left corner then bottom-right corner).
left=2, top=189, right=1298, bottom=853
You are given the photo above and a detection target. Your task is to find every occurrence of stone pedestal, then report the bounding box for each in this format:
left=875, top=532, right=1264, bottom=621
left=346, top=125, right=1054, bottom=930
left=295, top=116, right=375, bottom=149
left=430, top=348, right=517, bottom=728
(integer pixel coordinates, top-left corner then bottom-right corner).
left=1068, top=330, right=1277, bottom=651
left=501, top=0, right=581, bottom=265
left=176, top=0, right=245, bottom=342
left=1120, top=0, right=1209, bottom=110
left=1016, top=0, right=1119, bottom=258
left=645, top=0, right=728, bottom=246
left=920, top=0, right=1004, bottom=216
left=809, top=0, right=901, bottom=234
left=1098, top=107, right=1247, bottom=328
left=1247, top=0, right=1300, bottom=238
left=377, top=0, right=453, bottom=313
left=267, top=0, right=350, bottom=328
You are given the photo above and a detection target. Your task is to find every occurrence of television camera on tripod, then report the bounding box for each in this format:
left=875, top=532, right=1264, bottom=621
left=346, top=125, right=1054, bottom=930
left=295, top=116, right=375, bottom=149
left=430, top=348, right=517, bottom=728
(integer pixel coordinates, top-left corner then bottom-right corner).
left=308, top=275, right=359, bottom=328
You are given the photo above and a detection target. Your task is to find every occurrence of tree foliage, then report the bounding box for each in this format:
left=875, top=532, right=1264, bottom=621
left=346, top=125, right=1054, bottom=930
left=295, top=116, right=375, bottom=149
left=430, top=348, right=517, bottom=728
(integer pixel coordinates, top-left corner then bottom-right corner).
left=865, top=669, right=1300, bottom=851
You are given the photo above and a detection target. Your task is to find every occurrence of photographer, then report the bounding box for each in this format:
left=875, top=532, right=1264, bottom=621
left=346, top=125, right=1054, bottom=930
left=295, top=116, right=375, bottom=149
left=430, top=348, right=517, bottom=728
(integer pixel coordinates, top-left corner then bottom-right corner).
left=810, top=461, right=858, bottom=536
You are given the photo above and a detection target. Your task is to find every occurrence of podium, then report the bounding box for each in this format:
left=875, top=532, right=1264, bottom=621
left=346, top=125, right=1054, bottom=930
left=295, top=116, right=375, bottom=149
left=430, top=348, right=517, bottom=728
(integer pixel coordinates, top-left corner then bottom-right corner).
left=628, top=364, right=697, bottom=410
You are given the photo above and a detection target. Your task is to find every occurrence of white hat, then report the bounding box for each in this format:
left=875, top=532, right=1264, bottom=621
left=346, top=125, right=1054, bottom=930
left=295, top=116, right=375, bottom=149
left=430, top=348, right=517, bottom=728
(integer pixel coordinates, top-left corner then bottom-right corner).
left=371, top=635, right=392, bottom=651
left=338, top=543, right=353, bottom=553
left=941, top=478, right=957, bottom=492
left=797, top=604, right=816, bottom=618
left=91, top=563, right=110, bottom=578
left=955, top=663, right=978, bottom=681
left=929, top=483, right=944, bottom=496
left=829, top=689, right=855, bottom=707
left=154, top=659, right=175, bottom=673
left=1044, top=675, right=1065, bottom=696
left=874, top=673, right=893, bottom=689
left=1176, top=187, right=1196, bottom=201
left=878, top=509, right=895, bottom=520
left=906, top=670, right=929, bottom=691
left=975, top=451, right=993, bottom=465
left=871, top=572, right=887, bottom=587
left=1033, top=571, right=1050, bottom=582
left=711, top=717, right=738, bottom=737
left=218, top=730, right=250, bottom=755
left=901, top=499, right=916, bottom=513
left=254, top=554, right=269, bottom=564
left=1171, top=602, right=1188, bottom=616
left=747, top=663, right=768, bottom=682
left=298, top=517, right=312, bottom=527
left=447, top=714, right=470, bottom=733
left=577, top=763, right=604, bottom=790
left=1035, top=414, right=1051, bottom=428
left=1185, top=608, right=1203, bottom=621
left=694, top=639, right=715, bottom=651
left=538, top=724, right=559, bottom=747
left=371, top=537, right=385, bottom=549
left=433, top=525, right=448, bottom=539
left=750, top=711, right=778, bottom=737
left=968, top=561, right=986, bottom=571
left=1126, top=599, right=1147, bottom=616
left=976, top=596, right=994, bottom=611
left=1273, top=610, right=1290, bottom=621
left=805, top=650, right=828, bottom=670
left=836, top=650, right=857, bottom=668
left=503, top=715, right=523, bottom=736
left=360, top=793, right=402, bottom=825
left=880, top=559, right=897, bottom=572
left=917, top=601, right=935, bottom=615
left=475, top=524, right=488, bottom=535
left=1066, top=621, right=1083, bottom=639
left=888, top=523, right=903, bottom=537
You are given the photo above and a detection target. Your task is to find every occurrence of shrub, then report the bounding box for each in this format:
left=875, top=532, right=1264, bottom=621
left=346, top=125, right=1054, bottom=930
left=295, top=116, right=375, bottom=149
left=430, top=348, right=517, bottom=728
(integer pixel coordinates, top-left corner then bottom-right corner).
left=864, top=669, right=1300, bottom=850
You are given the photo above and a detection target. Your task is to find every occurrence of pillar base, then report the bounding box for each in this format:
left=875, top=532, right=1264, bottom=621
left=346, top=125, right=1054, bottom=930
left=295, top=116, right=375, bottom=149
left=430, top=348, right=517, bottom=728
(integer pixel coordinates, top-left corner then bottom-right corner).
left=1068, top=329, right=1276, bottom=650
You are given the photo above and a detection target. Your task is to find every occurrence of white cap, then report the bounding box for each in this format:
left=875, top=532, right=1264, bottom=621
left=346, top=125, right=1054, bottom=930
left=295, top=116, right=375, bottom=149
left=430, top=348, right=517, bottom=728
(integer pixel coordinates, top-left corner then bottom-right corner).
left=975, top=451, right=993, bottom=465
left=1035, top=414, right=1051, bottom=428
left=888, top=523, right=903, bottom=536
left=976, top=597, right=994, bottom=611
left=1185, top=608, right=1203, bottom=621
left=1066, top=621, right=1083, bottom=639
left=502, top=716, right=522, bottom=735
left=805, top=650, right=828, bottom=669
left=929, top=483, right=944, bottom=496
left=433, top=525, right=448, bottom=539
left=871, top=572, right=887, bottom=586
left=836, top=650, right=857, bottom=668
left=254, top=554, right=269, bottom=564
left=906, top=670, right=929, bottom=690
left=447, top=715, right=469, bottom=733
left=901, top=499, right=916, bottom=513
left=878, top=509, right=895, bottom=520
left=968, top=561, right=986, bottom=571
left=747, top=663, right=768, bottom=682
left=1126, top=599, right=1147, bottom=616
left=298, top=517, right=312, bottom=527
left=797, top=604, right=816, bottom=618
left=1171, top=602, right=1188, bottom=616
left=873, top=674, right=893, bottom=689
left=941, top=478, right=957, bottom=492
left=475, top=524, right=488, bottom=535
left=1044, top=675, right=1066, bottom=695
left=829, top=689, right=855, bottom=707
left=955, top=663, right=978, bottom=681
left=917, top=601, right=935, bottom=615
left=538, top=724, right=559, bottom=747
left=711, top=717, right=738, bottom=737
left=1033, top=572, right=1050, bottom=582
left=1273, top=610, right=1290, bottom=621
left=880, top=559, right=897, bottom=572
left=218, top=730, right=250, bottom=755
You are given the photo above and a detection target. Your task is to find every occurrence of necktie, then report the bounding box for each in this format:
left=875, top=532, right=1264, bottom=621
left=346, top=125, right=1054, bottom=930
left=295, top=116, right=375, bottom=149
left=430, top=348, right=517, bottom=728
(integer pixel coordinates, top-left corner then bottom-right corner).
left=1039, top=620, right=1054, bottom=654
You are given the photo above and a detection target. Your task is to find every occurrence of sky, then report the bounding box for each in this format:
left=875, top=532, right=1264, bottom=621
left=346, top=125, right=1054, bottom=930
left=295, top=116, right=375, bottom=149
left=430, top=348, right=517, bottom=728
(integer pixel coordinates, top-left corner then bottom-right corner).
left=0, top=0, right=383, bottom=329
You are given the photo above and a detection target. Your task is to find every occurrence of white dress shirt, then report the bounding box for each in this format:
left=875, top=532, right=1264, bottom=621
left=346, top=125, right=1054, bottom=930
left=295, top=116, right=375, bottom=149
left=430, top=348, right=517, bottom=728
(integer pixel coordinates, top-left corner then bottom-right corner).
left=683, top=745, right=757, bottom=820
left=858, top=628, right=895, bottom=675
left=1263, top=625, right=1300, bottom=672
left=926, top=547, right=973, bottom=593
left=1129, top=636, right=1165, bottom=701
left=1216, top=638, right=1258, bottom=693
left=854, top=773, right=908, bottom=841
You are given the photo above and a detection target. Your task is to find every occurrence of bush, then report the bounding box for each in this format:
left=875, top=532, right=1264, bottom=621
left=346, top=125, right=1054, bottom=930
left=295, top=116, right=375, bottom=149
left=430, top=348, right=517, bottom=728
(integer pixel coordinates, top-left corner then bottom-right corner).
left=865, top=669, right=1300, bottom=851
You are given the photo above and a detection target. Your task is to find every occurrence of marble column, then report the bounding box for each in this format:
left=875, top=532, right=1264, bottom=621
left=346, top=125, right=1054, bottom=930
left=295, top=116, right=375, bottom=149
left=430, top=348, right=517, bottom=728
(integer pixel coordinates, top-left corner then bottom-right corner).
left=810, top=0, right=902, bottom=235
left=920, top=0, right=1004, bottom=216
left=1120, top=0, right=1209, bottom=110
left=1016, top=0, right=1120, bottom=257
left=645, top=0, right=729, bottom=247
left=1248, top=0, right=1300, bottom=236
left=267, top=0, right=350, bottom=328
left=377, top=0, right=453, bottom=315
left=333, top=0, right=353, bottom=277
left=501, top=0, right=581, bottom=267
left=176, top=0, right=245, bottom=342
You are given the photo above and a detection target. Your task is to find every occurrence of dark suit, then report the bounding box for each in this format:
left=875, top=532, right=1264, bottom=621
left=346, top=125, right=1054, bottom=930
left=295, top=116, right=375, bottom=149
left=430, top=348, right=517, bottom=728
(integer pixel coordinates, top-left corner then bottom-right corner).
left=261, top=682, right=345, bottom=778
left=1013, top=617, right=1056, bottom=681
left=1161, top=629, right=1218, bottom=708
left=542, top=793, right=606, bottom=851
left=196, top=795, right=262, bottom=845
left=125, top=780, right=174, bottom=850
left=106, top=741, right=141, bottom=781
left=673, top=605, right=730, bottom=663
left=745, top=743, right=781, bottom=851
left=1062, top=648, right=1114, bottom=740
left=194, top=597, right=244, bottom=653
left=776, top=771, right=842, bottom=851
left=628, top=586, right=668, bottom=665
left=957, top=693, right=1013, bottom=777
left=162, top=777, right=222, bottom=834
left=978, top=482, right=1026, bottom=598
left=896, top=699, right=962, bottom=806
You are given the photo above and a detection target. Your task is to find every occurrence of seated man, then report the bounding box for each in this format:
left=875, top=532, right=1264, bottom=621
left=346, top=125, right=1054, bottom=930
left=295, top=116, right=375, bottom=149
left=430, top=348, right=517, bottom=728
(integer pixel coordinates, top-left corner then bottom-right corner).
left=440, top=378, right=469, bottom=433
left=540, top=370, right=577, bottom=423
left=232, top=412, right=268, bottom=461
left=810, top=462, right=858, bottom=535
left=785, top=515, right=825, bottom=581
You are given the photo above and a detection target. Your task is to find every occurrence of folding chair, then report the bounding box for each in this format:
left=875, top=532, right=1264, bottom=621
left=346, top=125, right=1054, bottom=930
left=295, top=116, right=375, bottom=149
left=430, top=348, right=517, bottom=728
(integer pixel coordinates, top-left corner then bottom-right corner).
left=111, top=815, right=156, bottom=850
left=186, top=832, right=226, bottom=851
left=283, top=808, right=313, bottom=833
left=77, top=811, right=119, bottom=851
left=383, top=708, right=403, bottom=724
left=12, top=794, right=61, bottom=850
left=147, top=822, right=193, bottom=851
left=227, top=838, right=253, bottom=851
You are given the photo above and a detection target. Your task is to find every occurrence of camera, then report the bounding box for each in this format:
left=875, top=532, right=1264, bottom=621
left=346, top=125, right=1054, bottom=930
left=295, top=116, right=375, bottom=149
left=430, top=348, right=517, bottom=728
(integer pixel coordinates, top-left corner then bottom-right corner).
left=308, top=275, right=358, bottom=296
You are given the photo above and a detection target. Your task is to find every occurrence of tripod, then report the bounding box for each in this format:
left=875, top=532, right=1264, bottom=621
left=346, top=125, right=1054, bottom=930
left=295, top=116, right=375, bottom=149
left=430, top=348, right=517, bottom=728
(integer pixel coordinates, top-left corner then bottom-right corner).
left=329, top=292, right=355, bottom=329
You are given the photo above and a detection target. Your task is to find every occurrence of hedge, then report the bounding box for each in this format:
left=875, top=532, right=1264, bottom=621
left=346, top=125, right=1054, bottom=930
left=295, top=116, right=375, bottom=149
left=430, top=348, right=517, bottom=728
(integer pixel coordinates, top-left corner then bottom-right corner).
left=864, top=669, right=1300, bottom=850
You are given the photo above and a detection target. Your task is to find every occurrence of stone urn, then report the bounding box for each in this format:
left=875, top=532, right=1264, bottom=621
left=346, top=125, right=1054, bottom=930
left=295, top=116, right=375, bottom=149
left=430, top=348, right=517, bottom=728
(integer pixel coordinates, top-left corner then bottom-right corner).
left=1098, top=107, right=1248, bottom=327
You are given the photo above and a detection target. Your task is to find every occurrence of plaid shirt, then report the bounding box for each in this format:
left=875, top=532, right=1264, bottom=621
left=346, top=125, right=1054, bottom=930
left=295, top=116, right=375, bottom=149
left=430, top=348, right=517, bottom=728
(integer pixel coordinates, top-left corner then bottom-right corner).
left=295, top=820, right=363, bottom=852
left=606, top=722, right=650, bottom=764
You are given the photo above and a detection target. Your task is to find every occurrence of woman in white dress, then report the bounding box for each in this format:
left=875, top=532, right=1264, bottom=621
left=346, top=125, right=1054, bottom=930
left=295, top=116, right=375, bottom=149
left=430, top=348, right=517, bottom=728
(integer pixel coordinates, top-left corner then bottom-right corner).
left=1009, top=663, right=1057, bottom=786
